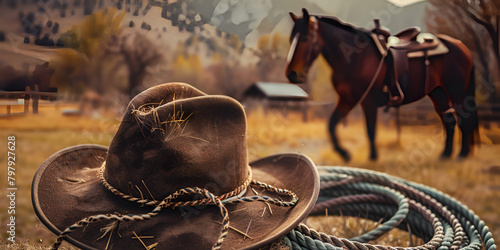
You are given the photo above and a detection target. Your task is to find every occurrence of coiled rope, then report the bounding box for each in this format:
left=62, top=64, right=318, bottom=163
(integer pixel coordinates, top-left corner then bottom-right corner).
left=284, top=166, right=497, bottom=250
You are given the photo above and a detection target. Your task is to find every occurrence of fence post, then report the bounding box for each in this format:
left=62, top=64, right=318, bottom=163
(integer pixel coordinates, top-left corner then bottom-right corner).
left=33, top=84, right=39, bottom=114
left=282, top=101, right=288, bottom=118
left=302, top=100, right=308, bottom=123
left=396, top=107, right=401, bottom=146
left=24, top=86, right=30, bottom=114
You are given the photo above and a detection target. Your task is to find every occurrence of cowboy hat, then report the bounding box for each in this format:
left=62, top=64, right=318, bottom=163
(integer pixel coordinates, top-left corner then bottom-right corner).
left=32, top=82, right=320, bottom=249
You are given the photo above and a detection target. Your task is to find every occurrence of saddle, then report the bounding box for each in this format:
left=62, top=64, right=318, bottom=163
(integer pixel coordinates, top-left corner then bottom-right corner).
left=371, top=23, right=449, bottom=57
left=389, top=27, right=448, bottom=56
left=371, top=20, right=449, bottom=106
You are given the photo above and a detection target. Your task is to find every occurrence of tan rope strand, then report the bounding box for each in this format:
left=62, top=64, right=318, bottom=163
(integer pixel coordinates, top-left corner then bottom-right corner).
left=51, top=187, right=229, bottom=250
left=99, top=162, right=253, bottom=207
left=51, top=162, right=298, bottom=249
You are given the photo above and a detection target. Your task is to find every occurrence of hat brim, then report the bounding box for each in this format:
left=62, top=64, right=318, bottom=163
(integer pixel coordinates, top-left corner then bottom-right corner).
left=32, top=144, right=319, bottom=249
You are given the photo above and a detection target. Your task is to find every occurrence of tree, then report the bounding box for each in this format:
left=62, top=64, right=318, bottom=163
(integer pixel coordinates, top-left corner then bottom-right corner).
left=50, top=48, right=89, bottom=95
left=427, top=0, right=500, bottom=100
left=60, top=7, right=125, bottom=57
left=454, top=0, right=500, bottom=67
left=104, top=31, right=165, bottom=97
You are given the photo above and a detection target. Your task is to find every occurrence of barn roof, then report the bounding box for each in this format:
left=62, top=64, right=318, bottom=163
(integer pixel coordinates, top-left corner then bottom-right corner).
left=386, top=0, right=425, bottom=7
left=244, top=82, right=308, bottom=100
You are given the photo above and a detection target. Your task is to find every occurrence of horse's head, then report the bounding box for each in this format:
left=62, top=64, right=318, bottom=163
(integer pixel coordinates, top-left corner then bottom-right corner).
left=286, top=8, right=324, bottom=84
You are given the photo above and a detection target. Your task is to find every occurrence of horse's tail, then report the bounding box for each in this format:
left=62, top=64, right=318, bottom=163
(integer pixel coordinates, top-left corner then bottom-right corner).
left=467, top=65, right=480, bottom=148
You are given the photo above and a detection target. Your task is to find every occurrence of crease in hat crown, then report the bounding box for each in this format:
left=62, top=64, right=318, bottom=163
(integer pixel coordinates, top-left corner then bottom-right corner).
left=103, top=82, right=251, bottom=201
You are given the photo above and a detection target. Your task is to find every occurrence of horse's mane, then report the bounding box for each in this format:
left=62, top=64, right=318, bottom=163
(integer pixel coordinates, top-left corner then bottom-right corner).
left=316, top=15, right=371, bottom=36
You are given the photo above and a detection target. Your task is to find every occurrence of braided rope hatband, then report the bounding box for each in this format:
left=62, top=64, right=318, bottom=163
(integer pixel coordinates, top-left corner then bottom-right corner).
left=51, top=162, right=299, bottom=250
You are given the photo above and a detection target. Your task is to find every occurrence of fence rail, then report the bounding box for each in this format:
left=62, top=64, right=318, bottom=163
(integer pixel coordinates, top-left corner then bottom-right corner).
left=0, top=85, right=58, bottom=116
left=392, top=101, right=500, bottom=127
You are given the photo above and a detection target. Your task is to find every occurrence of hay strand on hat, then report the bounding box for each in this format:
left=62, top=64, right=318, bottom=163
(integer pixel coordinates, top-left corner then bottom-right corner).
left=265, top=202, right=273, bottom=215
left=147, top=243, right=158, bottom=249
left=132, top=236, right=154, bottom=239
left=215, top=222, right=253, bottom=239
left=244, top=220, right=252, bottom=240
left=132, top=231, right=149, bottom=250
left=135, top=185, right=145, bottom=201
left=131, top=99, right=209, bottom=143
left=142, top=180, right=156, bottom=202
left=131, top=102, right=159, bottom=138
left=97, top=221, right=119, bottom=241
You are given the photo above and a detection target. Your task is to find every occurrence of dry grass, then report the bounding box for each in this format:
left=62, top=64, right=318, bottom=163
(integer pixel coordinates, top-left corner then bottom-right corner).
left=0, top=104, right=499, bottom=249
left=305, top=215, right=425, bottom=247
left=247, top=107, right=500, bottom=245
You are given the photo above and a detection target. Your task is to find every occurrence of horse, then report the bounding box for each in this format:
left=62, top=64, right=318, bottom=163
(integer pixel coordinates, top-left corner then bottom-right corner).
left=285, top=8, right=479, bottom=161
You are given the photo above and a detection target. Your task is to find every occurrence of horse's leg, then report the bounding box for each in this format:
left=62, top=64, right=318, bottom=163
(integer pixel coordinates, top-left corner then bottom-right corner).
left=329, top=98, right=355, bottom=162
left=428, top=87, right=455, bottom=158
left=458, top=120, right=471, bottom=158
left=456, top=86, right=478, bottom=158
left=361, top=100, right=378, bottom=160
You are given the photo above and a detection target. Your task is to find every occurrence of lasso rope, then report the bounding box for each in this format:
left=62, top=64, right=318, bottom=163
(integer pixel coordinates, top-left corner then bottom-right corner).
left=51, top=162, right=298, bottom=250
left=284, top=166, right=497, bottom=250
left=51, top=164, right=496, bottom=250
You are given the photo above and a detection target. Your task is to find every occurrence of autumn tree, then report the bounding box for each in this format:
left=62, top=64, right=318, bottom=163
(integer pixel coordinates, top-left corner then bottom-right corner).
left=60, top=7, right=125, bottom=57
left=454, top=0, right=500, bottom=66
left=52, top=7, right=164, bottom=102
left=427, top=0, right=500, bottom=100
left=105, top=31, right=165, bottom=97
left=52, top=7, right=125, bottom=96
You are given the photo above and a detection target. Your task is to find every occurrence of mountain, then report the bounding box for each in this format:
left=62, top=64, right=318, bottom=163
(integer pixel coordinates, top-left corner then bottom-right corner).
left=0, top=0, right=427, bottom=47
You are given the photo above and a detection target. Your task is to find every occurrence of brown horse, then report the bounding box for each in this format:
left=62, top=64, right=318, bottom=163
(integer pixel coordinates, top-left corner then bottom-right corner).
left=286, top=8, right=478, bottom=161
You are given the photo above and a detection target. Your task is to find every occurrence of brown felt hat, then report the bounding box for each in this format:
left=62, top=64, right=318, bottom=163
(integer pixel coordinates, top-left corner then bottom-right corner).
left=32, top=82, right=320, bottom=249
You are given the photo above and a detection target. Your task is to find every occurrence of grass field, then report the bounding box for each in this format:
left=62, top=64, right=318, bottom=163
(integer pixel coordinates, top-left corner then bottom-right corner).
left=1, top=103, right=499, bottom=249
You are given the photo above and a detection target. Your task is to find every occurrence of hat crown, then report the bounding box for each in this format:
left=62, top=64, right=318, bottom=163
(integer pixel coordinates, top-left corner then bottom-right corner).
left=104, top=83, right=249, bottom=199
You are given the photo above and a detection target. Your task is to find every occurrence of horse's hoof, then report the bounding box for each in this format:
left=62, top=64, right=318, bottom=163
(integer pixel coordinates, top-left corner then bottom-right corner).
left=458, top=151, right=470, bottom=159
left=440, top=149, right=453, bottom=160
left=369, top=153, right=378, bottom=161
left=459, top=149, right=470, bottom=158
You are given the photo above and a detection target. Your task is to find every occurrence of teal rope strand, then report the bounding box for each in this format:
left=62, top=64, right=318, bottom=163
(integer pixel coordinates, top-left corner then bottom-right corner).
left=284, top=166, right=496, bottom=250
left=321, top=181, right=410, bottom=243
left=320, top=166, right=495, bottom=250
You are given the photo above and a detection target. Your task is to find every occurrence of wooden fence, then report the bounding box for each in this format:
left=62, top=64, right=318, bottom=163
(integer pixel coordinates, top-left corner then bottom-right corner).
left=477, top=102, right=500, bottom=128
left=392, top=100, right=500, bottom=127
left=0, top=85, right=58, bottom=116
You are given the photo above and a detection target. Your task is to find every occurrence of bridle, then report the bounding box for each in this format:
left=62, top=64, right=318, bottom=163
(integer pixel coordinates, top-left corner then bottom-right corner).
left=293, top=16, right=386, bottom=107
left=307, top=16, right=320, bottom=63
left=287, top=16, right=321, bottom=65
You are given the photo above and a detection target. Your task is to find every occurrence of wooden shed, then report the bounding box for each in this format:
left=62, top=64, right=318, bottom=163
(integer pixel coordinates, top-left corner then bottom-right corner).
left=243, top=82, right=309, bottom=121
